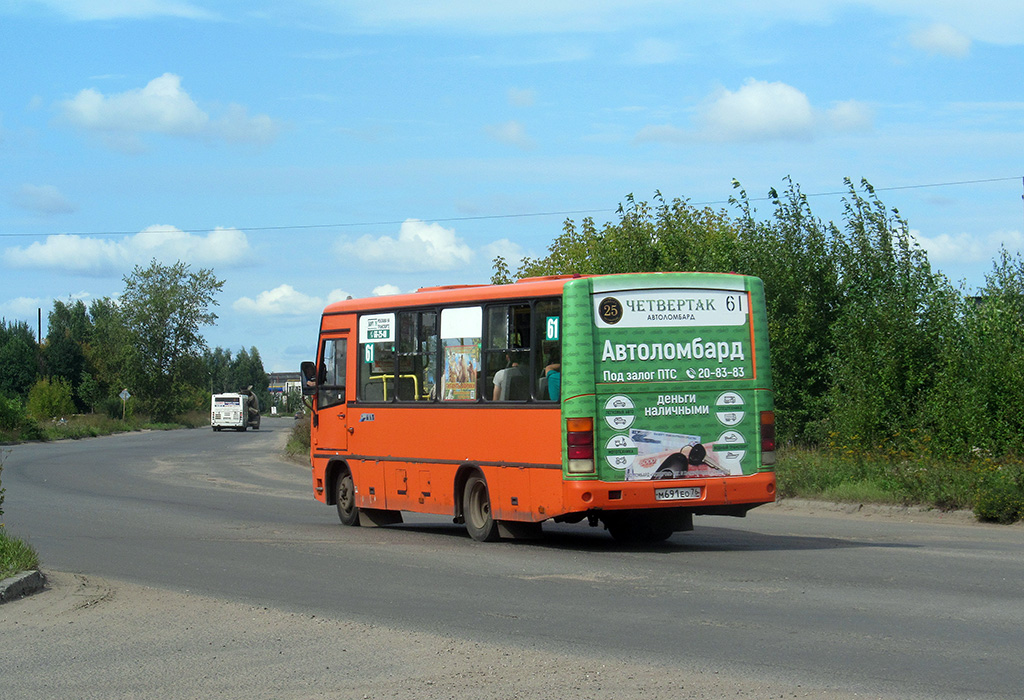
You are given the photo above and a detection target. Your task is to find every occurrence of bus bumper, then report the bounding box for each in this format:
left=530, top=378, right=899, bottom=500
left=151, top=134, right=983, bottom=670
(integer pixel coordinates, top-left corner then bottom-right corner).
left=560, top=471, right=776, bottom=516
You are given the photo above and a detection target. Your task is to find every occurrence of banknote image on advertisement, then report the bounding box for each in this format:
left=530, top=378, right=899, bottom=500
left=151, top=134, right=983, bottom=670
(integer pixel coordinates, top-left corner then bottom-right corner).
left=627, top=428, right=730, bottom=481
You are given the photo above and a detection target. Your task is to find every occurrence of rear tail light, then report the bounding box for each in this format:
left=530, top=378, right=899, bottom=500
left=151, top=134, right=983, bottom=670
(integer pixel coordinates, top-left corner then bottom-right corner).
left=760, top=411, right=776, bottom=466
left=566, top=417, right=595, bottom=474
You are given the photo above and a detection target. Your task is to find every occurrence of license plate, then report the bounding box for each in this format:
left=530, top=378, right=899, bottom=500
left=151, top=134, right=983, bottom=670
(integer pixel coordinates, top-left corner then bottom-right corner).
left=655, top=486, right=702, bottom=501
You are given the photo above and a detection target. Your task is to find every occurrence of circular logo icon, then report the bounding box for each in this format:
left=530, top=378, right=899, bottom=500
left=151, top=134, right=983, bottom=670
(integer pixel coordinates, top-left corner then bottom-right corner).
left=603, top=394, right=636, bottom=430
left=604, top=434, right=637, bottom=470
left=599, top=297, right=623, bottom=325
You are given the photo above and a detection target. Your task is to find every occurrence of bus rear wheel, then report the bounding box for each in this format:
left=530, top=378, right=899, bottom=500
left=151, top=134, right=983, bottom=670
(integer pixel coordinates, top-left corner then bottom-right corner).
left=463, top=475, right=499, bottom=542
left=336, top=469, right=360, bottom=527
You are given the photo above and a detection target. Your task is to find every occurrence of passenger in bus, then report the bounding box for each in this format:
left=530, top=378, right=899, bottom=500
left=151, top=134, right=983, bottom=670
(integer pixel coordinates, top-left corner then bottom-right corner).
left=542, top=347, right=561, bottom=401
left=493, top=350, right=528, bottom=400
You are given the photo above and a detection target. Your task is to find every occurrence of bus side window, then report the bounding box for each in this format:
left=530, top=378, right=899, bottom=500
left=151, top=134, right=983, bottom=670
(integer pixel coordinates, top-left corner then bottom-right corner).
left=317, top=338, right=347, bottom=409
left=397, top=310, right=438, bottom=401
left=534, top=299, right=562, bottom=402
left=484, top=303, right=531, bottom=402
left=358, top=339, right=394, bottom=402
left=438, top=306, right=482, bottom=401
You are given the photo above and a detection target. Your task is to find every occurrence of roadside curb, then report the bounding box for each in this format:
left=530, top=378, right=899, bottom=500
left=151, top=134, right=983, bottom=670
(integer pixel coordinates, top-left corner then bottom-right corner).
left=0, top=570, right=45, bottom=603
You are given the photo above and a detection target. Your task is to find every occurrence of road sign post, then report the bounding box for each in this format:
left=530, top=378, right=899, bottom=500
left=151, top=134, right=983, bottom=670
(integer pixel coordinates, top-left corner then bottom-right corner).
left=119, top=389, right=131, bottom=420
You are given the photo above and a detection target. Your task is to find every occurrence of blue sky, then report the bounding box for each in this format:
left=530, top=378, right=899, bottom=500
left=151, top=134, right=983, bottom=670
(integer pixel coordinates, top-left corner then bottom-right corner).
left=2, top=1, right=1022, bottom=372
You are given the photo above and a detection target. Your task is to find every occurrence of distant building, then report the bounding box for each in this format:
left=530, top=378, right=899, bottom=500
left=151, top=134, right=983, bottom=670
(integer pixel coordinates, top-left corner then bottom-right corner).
left=269, top=371, right=302, bottom=397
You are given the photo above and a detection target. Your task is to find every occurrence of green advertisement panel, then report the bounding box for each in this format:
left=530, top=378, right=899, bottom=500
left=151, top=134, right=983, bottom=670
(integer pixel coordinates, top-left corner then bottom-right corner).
left=562, top=274, right=772, bottom=482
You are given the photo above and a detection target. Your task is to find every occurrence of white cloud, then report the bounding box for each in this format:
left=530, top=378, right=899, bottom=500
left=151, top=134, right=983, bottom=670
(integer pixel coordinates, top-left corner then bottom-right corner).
left=484, top=120, right=536, bottom=150
left=336, top=219, right=474, bottom=271
left=372, top=284, right=402, bottom=296
left=481, top=238, right=528, bottom=272
left=60, top=73, right=206, bottom=134
left=58, top=73, right=279, bottom=151
left=233, top=284, right=350, bottom=316
left=212, top=103, right=280, bottom=144
left=0, top=291, right=95, bottom=325
left=912, top=228, right=1024, bottom=264
left=1, top=296, right=48, bottom=320
left=3, top=226, right=251, bottom=274
left=827, top=99, right=874, bottom=132
left=11, top=184, right=77, bottom=214
left=327, top=289, right=353, bottom=303
left=699, top=79, right=815, bottom=142
left=507, top=88, right=536, bottom=107
left=635, top=80, right=872, bottom=145
left=909, top=23, right=971, bottom=57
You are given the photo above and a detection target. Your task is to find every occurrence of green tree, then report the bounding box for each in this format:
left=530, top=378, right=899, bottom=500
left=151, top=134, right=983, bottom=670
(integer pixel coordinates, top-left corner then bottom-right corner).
left=84, top=297, right=129, bottom=403
left=120, top=260, right=224, bottom=421
left=517, top=216, right=610, bottom=277
left=0, top=320, right=39, bottom=400
left=44, top=299, right=93, bottom=409
left=229, top=346, right=270, bottom=411
left=77, top=371, right=102, bottom=413
left=205, top=346, right=234, bottom=393
left=490, top=255, right=512, bottom=285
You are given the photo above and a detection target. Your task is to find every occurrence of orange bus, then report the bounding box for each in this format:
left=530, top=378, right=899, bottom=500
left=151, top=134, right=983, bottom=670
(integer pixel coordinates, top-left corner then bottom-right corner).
left=301, top=272, right=775, bottom=542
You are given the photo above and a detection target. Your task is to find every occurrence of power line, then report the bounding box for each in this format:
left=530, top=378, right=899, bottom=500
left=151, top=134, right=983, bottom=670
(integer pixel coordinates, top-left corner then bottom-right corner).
left=1, top=175, right=1019, bottom=239
left=0, top=208, right=616, bottom=239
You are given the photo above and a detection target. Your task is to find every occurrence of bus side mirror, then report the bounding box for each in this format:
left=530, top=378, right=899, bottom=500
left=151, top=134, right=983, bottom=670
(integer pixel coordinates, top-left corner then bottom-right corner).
left=300, top=361, right=317, bottom=396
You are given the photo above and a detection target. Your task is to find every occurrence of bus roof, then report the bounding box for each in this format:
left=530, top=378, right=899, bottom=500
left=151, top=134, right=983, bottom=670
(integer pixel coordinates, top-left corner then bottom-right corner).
left=321, top=271, right=747, bottom=319
left=322, top=275, right=581, bottom=317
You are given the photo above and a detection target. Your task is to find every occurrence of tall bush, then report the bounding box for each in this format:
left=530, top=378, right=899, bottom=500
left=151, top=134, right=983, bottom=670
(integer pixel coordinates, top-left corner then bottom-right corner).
left=825, top=180, right=954, bottom=449
left=925, top=249, right=1024, bottom=456
left=732, top=180, right=840, bottom=444
left=26, top=377, right=76, bottom=421
left=0, top=396, right=24, bottom=433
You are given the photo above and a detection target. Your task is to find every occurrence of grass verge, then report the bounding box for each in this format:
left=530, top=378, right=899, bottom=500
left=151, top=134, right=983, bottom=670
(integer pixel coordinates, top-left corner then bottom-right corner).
left=0, top=410, right=214, bottom=444
left=285, top=415, right=311, bottom=464
left=0, top=527, right=39, bottom=580
left=775, top=446, right=1024, bottom=524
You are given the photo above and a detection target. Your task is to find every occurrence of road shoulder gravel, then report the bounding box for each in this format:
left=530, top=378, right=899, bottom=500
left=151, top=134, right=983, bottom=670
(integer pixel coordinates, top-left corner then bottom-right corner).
left=2, top=570, right=902, bottom=700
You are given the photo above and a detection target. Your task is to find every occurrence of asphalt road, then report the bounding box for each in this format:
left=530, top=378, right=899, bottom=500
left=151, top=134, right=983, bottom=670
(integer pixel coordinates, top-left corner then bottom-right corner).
left=2, top=418, right=1022, bottom=699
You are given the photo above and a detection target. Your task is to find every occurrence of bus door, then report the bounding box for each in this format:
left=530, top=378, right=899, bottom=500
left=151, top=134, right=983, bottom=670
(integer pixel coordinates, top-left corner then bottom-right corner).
left=314, top=333, right=349, bottom=452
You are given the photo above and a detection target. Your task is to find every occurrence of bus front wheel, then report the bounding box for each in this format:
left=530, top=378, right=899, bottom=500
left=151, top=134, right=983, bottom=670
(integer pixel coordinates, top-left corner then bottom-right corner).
left=336, top=469, right=360, bottom=527
left=463, top=475, right=499, bottom=542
